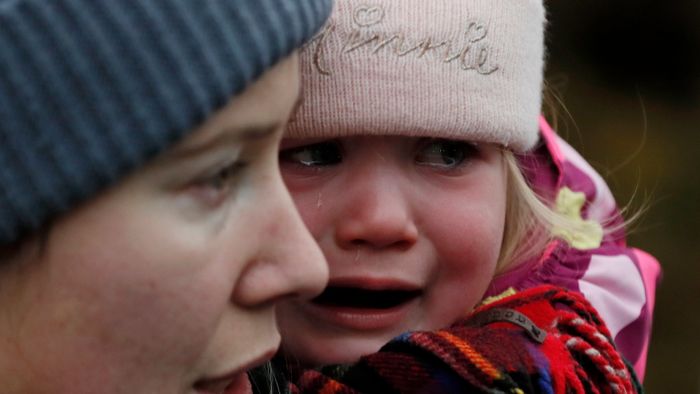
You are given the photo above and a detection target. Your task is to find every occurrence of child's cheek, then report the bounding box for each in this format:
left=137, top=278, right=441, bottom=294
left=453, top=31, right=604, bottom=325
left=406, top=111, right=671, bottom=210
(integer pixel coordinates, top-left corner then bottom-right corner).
left=280, top=179, right=329, bottom=238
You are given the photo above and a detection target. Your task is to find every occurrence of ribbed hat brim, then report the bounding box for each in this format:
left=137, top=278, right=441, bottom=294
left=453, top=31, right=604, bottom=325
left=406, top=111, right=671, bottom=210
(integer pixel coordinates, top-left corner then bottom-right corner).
left=0, top=0, right=334, bottom=245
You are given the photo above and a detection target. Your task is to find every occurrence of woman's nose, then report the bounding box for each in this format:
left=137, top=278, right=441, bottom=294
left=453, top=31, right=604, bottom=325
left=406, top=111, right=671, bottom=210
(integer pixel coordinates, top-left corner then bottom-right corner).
left=333, top=167, right=418, bottom=251
left=232, top=172, right=328, bottom=307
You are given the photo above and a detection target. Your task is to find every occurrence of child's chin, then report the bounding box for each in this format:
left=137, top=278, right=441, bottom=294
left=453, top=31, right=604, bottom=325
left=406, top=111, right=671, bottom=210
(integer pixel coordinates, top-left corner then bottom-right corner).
left=303, top=335, right=396, bottom=367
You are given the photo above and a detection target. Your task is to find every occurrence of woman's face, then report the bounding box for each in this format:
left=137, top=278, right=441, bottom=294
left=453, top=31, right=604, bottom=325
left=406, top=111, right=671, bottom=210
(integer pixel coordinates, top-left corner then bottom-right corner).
left=0, top=55, right=328, bottom=394
left=276, top=136, right=508, bottom=366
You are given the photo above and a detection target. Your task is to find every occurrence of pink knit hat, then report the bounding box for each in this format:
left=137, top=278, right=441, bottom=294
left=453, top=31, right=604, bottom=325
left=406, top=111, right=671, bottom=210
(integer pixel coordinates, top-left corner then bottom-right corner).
left=286, top=0, right=546, bottom=152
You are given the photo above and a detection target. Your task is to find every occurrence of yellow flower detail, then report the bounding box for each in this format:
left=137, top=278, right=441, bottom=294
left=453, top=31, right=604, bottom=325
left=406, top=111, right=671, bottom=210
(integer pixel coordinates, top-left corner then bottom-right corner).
left=552, top=187, right=603, bottom=250
left=480, top=287, right=517, bottom=306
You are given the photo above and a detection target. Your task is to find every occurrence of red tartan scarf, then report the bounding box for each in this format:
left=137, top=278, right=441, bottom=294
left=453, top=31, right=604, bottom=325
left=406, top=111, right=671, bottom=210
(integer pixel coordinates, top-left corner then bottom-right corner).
left=286, top=285, right=642, bottom=394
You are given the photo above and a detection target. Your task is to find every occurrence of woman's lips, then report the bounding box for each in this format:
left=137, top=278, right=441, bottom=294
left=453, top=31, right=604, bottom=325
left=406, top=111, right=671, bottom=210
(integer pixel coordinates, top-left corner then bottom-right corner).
left=194, top=348, right=276, bottom=394
left=194, top=371, right=249, bottom=394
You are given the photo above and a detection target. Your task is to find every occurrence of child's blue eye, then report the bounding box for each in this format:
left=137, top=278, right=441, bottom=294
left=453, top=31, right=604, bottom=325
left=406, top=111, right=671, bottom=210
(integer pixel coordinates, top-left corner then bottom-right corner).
left=415, top=139, right=477, bottom=169
left=280, top=141, right=342, bottom=167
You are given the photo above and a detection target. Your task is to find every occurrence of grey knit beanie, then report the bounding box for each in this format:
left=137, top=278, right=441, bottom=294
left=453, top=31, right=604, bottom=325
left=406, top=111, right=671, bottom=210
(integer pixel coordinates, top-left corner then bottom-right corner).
left=0, top=0, right=334, bottom=245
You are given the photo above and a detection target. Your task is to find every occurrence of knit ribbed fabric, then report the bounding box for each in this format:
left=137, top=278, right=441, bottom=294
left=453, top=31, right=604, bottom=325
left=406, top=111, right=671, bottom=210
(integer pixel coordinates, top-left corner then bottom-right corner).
left=0, top=0, right=333, bottom=245
left=286, top=0, right=545, bottom=151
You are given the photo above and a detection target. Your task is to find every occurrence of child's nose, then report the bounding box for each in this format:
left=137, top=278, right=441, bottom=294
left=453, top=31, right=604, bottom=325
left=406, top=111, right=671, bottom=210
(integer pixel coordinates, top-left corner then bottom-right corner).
left=334, top=169, right=418, bottom=251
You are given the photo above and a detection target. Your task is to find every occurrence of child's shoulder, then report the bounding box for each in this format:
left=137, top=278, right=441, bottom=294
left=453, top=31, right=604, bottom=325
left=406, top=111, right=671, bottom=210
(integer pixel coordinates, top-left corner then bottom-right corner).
left=489, top=118, right=660, bottom=380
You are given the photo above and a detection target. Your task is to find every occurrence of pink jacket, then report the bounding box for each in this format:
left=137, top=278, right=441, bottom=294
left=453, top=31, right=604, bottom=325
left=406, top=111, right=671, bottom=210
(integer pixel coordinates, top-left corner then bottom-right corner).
left=486, top=117, right=661, bottom=381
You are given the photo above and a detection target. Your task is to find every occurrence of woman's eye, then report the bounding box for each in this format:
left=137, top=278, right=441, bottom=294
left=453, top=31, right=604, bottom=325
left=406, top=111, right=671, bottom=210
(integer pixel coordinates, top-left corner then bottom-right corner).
left=204, top=163, right=244, bottom=189
left=279, top=141, right=342, bottom=167
left=415, top=139, right=478, bottom=169
left=190, top=162, right=247, bottom=206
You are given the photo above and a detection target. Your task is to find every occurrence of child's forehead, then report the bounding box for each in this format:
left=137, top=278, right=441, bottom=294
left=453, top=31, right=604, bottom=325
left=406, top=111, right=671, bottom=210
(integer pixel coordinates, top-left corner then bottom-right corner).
left=284, top=122, right=503, bottom=146
left=285, top=133, right=475, bottom=141
left=286, top=0, right=545, bottom=153
left=280, top=135, right=503, bottom=153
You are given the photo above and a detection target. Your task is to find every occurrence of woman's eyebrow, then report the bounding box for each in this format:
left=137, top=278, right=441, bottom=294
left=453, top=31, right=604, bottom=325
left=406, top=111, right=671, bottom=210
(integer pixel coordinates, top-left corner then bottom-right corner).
left=288, top=88, right=304, bottom=124
left=167, top=123, right=280, bottom=161
left=291, top=93, right=304, bottom=116
left=235, top=123, right=280, bottom=142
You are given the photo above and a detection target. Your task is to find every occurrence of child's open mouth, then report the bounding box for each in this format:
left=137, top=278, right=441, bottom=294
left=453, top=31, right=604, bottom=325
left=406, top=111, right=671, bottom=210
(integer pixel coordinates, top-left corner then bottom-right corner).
left=303, top=279, right=424, bottom=331
left=312, top=286, right=423, bottom=309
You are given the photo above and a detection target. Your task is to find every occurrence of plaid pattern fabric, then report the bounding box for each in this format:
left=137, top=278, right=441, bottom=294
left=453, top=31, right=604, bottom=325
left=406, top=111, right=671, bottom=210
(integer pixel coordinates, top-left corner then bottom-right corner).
left=288, top=285, right=642, bottom=394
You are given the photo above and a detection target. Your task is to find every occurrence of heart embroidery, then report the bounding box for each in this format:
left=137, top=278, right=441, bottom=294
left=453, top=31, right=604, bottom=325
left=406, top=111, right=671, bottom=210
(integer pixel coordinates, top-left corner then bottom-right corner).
left=353, top=5, right=385, bottom=27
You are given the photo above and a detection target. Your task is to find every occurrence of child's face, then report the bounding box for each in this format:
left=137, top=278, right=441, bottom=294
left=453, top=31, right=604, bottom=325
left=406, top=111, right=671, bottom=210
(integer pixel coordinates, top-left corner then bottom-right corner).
left=276, top=136, right=507, bottom=366
left=0, top=55, right=328, bottom=393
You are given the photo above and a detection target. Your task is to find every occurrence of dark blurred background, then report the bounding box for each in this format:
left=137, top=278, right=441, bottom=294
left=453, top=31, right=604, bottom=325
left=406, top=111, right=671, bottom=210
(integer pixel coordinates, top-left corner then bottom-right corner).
left=544, top=1, right=700, bottom=392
